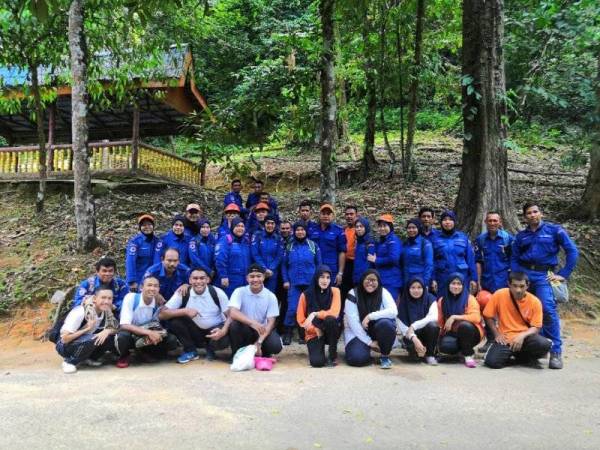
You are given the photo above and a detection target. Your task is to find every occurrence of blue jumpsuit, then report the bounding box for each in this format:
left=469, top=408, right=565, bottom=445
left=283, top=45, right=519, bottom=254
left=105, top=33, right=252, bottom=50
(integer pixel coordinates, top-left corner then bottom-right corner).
left=431, top=230, right=477, bottom=297
left=511, top=221, right=578, bottom=354
left=474, top=229, right=513, bottom=293
left=374, top=232, right=403, bottom=300
left=401, top=235, right=434, bottom=288
left=309, top=223, right=347, bottom=276
left=143, top=262, right=191, bottom=301
left=188, top=234, right=216, bottom=277
left=215, top=234, right=252, bottom=297
left=251, top=230, right=284, bottom=293
left=154, top=230, right=192, bottom=266
left=353, top=219, right=375, bottom=285
left=125, top=232, right=159, bottom=288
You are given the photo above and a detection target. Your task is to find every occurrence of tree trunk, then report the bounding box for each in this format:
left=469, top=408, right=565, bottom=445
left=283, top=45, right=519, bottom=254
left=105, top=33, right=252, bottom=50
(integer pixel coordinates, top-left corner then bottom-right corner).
left=455, top=0, right=519, bottom=237
left=580, top=54, right=600, bottom=219
left=335, top=21, right=349, bottom=146
left=404, top=0, right=425, bottom=177
left=395, top=19, right=406, bottom=171
left=377, top=5, right=396, bottom=177
left=69, top=0, right=99, bottom=252
left=30, top=63, right=47, bottom=213
left=362, top=5, right=378, bottom=177
left=319, top=0, right=337, bottom=203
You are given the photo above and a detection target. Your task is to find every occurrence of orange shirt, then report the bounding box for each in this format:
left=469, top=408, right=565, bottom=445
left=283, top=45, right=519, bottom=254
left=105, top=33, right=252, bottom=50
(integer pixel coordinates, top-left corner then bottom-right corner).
left=483, top=288, right=543, bottom=343
left=296, top=287, right=341, bottom=342
left=437, top=295, right=484, bottom=338
left=345, top=227, right=356, bottom=260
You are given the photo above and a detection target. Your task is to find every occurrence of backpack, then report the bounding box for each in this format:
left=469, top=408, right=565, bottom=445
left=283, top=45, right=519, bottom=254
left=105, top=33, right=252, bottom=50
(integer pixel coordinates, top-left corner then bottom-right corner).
left=48, top=295, right=74, bottom=344
left=180, top=285, right=221, bottom=310
left=132, top=293, right=160, bottom=318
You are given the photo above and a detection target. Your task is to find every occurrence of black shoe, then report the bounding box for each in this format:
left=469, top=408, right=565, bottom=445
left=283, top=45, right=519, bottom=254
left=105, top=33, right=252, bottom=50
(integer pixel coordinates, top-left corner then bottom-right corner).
left=205, top=347, right=217, bottom=361
left=549, top=352, right=563, bottom=369
left=478, top=340, right=492, bottom=354
left=297, top=327, right=306, bottom=344
left=326, top=357, right=338, bottom=368
left=282, top=333, right=292, bottom=346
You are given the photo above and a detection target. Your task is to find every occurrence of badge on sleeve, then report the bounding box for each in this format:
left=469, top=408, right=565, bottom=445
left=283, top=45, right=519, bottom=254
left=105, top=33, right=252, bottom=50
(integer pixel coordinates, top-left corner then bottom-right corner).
left=129, top=245, right=137, bottom=255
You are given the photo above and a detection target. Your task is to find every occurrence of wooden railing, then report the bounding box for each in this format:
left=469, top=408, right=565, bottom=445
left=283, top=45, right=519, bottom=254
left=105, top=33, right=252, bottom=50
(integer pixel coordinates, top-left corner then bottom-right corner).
left=0, top=140, right=201, bottom=186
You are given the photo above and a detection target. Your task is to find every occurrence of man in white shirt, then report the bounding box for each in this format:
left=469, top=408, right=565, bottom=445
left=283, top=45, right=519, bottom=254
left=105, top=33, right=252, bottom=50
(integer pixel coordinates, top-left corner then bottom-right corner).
left=115, top=277, right=178, bottom=368
left=159, top=269, right=231, bottom=364
left=228, top=264, right=282, bottom=357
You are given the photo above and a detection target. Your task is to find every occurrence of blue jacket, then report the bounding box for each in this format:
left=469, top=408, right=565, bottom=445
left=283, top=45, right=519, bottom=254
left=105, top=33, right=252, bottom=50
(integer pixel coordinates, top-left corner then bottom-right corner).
left=475, top=229, right=513, bottom=292
left=431, top=230, right=477, bottom=285
left=223, top=191, right=247, bottom=218
left=511, top=221, right=578, bottom=279
left=245, top=215, right=265, bottom=237
left=309, top=223, right=347, bottom=275
left=401, top=235, right=434, bottom=287
left=422, top=228, right=440, bottom=243
left=251, top=230, right=284, bottom=274
left=353, top=238, right=375, bottom=284
left=154, top=230, right=192, bottom=266
left=188, top=235, right=216, bottom=275
left=143, top=262, right=191, bottom=300
left=125, top=232, right=159, bottom=285
left=282, top=238, right=322, bottom=286
left=215, top=235, right=252, bottom=285
left=374, top=232, right=403, bottom=288
left=73, top=275, right=128, bottom=311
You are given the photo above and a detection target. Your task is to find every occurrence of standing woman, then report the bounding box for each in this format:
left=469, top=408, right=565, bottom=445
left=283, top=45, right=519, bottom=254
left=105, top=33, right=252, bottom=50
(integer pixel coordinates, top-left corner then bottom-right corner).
left=126, top=214, right=159, bottom=292
left=251, top=214, right=284, bottom=293
left=344, top=269, right=398, bottom=369
left=437, top=273, right=483, bottom=368
left=353, top=217, right=375, bottom=285
left=189, top=219, right=216, bottom=278
left=155, top=215, right=192, bottom=266
left=401, top=218, right=433, bottom=288
left=215, top=217, right=251, bottom=297
left=397, top=277, right=440, bottom=365
left=297, top=265, right=341, bottom=367
left=369, top=215, right=403, bottom=301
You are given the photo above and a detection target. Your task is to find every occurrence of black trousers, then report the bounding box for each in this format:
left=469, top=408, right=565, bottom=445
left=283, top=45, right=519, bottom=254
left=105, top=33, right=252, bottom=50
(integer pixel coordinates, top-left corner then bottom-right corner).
left=484, top=334, right=552, bottom=369
left=341, top=259, right=355, bottom=302
left=345, top=318, right=397, bottom=367
left=228, top=320, right=282, bottom=357
left=438, top=321, right=481, bottom=356
left=275, top=272, right=289, bottom=334
left=56, top=333, right=117, bottom=365
left=168, top=317, right=230, bottom=353
left=306, top=316, right=340, bottom=367
left=404, top=322, right=440, bottom=357
left=115, top=330, right=179, bottom=357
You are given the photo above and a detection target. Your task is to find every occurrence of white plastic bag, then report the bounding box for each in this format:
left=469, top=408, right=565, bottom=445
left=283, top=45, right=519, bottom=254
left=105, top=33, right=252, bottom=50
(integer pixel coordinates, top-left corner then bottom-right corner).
left=230, top=345, right=257, bottom=372
left=552, top=281, right=569, bottom=304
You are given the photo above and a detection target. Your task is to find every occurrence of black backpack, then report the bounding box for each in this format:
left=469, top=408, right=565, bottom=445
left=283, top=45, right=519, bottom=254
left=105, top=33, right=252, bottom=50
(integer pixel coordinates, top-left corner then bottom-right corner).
left=181, top=285, right=221, bottom=311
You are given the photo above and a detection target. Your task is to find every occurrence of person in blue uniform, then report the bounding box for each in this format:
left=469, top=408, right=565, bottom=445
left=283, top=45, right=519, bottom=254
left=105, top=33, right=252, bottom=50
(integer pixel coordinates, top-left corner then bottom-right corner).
left=352, top=217, right=375, bottom=285
left=401, top=218, right=434, bottom=288
left=245, top=202, right=270, bottom=237
left=218, top=203, right=241, bottom=239
left=155, top=215, right=192, bottom=266
left=73, top=257, right=128, bottom=313
left=215, top=217, right=252, bottom=297
left=511, top=202, right=578, bottom=370
left=369, top=214, right=402, bottom=301
left=309, top=204, right=347, bottom=287
left=431, top=210, right=477, bottom=297
left=188, top=218, right=216, bottom=278
left=251, top=215, right=284, bottom=293
left=475, top=212, right=513, bottom=294
left=182, top=203, right=203, bottom=236
left=297, top=200, right=319, bottom=236
left=125, top=214, right=160, bottom=292
left=418, top=207, right=440, bottom=242
left=144, top=248, right=191, bottom=300
left=223, top=179, right=246, bottom=218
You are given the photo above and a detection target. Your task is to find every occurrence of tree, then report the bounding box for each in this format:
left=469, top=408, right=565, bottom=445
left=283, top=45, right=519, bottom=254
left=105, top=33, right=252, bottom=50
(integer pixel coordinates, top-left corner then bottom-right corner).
left=580, top=54, right=600, bottom=219
left=455, top=0, right=519, bottom=236
left=360, top=0, right=378, bottom=176
left=319, top=0, right=337, bottom=203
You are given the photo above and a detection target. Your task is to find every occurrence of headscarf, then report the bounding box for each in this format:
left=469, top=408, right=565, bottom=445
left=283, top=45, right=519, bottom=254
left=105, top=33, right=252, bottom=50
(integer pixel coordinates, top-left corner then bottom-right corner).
left=304, top=265, right=333, bottom=313
left=230, top=217, right=245, bottom=242
left=377, top=218, right=394, bottom=242
left=405, top=218, right=424, bottom=242
left=397, top=277, right=436, bottom=325
left=354, top=269, right=383, bottom=321
left=439, top=210, right=457, bottom=235
left=441, top=272, right=469, bottom=319
left=198, top=218, right=215, bottom=244
left=292, top=221, right=307, bottom=242
left=355, top=217, right=372, bottom=244
left=264, top=214, right=277, bottom=235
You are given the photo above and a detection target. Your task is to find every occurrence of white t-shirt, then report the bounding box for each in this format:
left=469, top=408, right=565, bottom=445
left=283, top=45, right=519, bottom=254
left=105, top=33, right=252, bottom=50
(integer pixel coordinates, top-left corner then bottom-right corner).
left=166, top=286, right=229, bottom=330
left=120, top=293, right=158, bottom=326
left=228, top=285, right=279, bottom=325
left=60, top=305, right=105, bottom=334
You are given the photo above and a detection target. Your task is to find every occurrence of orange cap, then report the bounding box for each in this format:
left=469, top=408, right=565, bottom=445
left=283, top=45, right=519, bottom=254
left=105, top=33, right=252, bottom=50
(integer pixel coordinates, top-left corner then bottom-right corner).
left=377, top=214, right=394, bottom=224
left=319, top=203, right=334, bottom=213
left=137, top=214, right=155, bottom=225
left=255, top=202, right=270, bottom=211
left=224, top=203, right=241, bottom=213
left=186, top=203, right=201, bottom=212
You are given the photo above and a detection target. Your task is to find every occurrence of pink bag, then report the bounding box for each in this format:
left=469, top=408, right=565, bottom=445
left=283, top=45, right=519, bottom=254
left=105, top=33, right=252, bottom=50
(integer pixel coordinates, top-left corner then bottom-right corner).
left=254, top=356, right=277, bottom=371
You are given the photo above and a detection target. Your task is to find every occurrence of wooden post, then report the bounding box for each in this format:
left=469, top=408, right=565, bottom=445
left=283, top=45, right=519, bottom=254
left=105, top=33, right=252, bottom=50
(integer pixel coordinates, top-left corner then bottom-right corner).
left=131, top=103, right=140, bottom=172
left=47, top=103, right=56, bottom=171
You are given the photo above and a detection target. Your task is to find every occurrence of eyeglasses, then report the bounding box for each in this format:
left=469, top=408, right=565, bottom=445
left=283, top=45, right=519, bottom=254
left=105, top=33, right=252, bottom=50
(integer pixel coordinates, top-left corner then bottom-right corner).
left=364, top=278, right=379, bottom=284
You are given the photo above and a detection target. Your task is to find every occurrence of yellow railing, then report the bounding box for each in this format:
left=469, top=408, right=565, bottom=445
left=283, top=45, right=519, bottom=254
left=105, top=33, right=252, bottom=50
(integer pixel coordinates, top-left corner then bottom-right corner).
left=0, top=140, right=201, bottom=186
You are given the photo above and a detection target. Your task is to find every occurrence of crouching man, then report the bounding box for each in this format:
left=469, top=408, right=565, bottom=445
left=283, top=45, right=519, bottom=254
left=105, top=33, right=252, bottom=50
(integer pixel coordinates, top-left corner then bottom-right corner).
left=159, top=269, right=231, bottom=364
left=228, top=264, right=282, bottom=357
left=115, top=277, right=179, bottom=368
left=56, top=286, right=119, bottom=374
left=483, top=272, right=551, bottom=369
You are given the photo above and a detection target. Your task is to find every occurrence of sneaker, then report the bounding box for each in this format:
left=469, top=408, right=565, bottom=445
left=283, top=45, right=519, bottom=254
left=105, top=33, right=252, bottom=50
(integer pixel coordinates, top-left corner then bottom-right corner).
left=205, top=347, right=217, bottom=361
left=425, top=356, right=438, bottom=366
left=177, top=351, right=199, bottom=364
left=116, top=355, right=130, bottom=368
left=282, top=333, right=292, bottom=346
left=464, top=356, right=477, bottom=368
left=326, top=357, right=338, bottom=368
left=380, top=356, right=393, bottom=369
left=477, top=340, right=492, bottom=354
left=62, top=361, right=77, bottom=374
left=549, top=352, right=563, bottom=370
left=83, top=358, right=102, bottom=367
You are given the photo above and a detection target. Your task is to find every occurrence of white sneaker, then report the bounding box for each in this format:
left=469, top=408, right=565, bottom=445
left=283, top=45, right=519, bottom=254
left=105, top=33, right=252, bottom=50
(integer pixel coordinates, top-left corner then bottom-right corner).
left=425, top=356, right=438, bottom=366
left=84, top=358, right=102, bottom=367
left=62, top=361, right=77, bottom=374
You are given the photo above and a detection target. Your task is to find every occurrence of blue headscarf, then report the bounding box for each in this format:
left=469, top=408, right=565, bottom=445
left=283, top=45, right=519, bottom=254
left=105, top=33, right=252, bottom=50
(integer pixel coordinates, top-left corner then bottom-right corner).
left=198, top=218, right=215, bottom=245
left=397, top=277, right=436, bottom=325
left=441, top=272, right=469, bottom=319
left=355, top=217, right=372, bottom=244
left=292, top=221, right=308, bottom=242
left=405, top=218, right=424, bottom=243
left=439, top=210, right=457, bottom=235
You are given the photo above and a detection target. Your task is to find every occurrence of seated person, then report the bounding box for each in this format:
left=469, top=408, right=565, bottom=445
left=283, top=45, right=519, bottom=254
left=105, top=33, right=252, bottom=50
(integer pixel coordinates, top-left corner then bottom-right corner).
left=483, top=272, right=551, bottom=369
left=228, top=264, right=282, bottom=357
left=73, top=257, right=128, bottom=313
left=115, top=277, right=178, bottom=368
left=144, top=248, right=190, bottom=301
left=159, top=269, right=231, bottom=364
left=55, top=286, right=119, bottom=374
left=344, top=269, right=398, bottom=369
left=397, top=277, right=440, bottom=365
left=297, top=265, right=341, bottom=367
left=437, top=273, right=483, bottom=368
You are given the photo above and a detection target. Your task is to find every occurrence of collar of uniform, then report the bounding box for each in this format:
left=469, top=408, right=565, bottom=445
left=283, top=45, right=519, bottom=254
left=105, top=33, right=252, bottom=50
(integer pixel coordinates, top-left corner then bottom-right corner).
left=159, top=264, right=178, bottom=278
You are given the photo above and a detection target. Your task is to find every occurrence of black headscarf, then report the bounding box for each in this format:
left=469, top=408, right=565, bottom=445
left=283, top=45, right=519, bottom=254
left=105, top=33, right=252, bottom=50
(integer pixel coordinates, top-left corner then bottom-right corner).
left=405, top=218, right=424, bottom=244
left=397, top=277, right=436, bottom=325
left=441, top=272, right=469, bottom=319
left=354, top=269, right=383, bottom=321
left=292, top=221, right=308, bottom=242
left=439, top=210, right=457, bottom=236
left=304, top=265, right=333, bottom=313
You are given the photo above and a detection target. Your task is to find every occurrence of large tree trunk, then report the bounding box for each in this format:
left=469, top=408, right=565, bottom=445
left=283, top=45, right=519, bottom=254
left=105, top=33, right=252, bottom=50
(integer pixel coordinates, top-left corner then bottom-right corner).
left=362, top=4, right=377, bottom=177
left=404, top=0, right=425, bottom=177
left=395, top=19, right=406, bottom=171
left=377, top=5, right=396, bottom=177
left=455, top=0, right=519, bottom=236
left=30, top=63, right=47, bottom=213
left=580, top=54, right=600, bottom=219
left=69, top=0, right=99, bottom=252
left=319, top=0, right=337, bottom=203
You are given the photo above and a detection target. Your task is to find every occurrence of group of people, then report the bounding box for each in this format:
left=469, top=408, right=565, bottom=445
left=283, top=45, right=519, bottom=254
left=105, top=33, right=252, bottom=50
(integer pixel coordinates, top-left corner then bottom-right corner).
left=54, top=179, right=579, bottom=373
